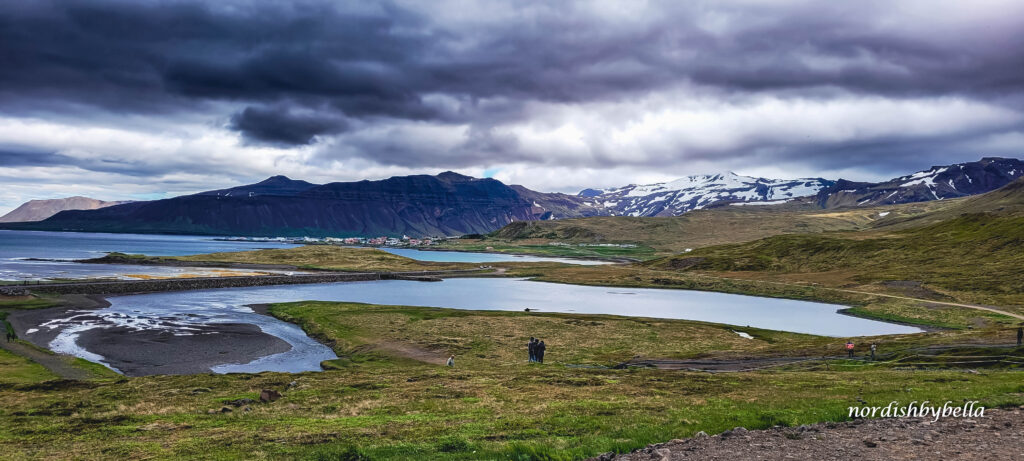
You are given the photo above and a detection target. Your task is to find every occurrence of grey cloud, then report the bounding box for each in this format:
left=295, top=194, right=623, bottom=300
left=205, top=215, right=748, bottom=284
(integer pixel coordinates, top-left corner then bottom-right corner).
left=230, top=106, right=348, bottom=146
left=0, top=0, right=1022, bottom=174
left=0, top=149, right=78, bottom=167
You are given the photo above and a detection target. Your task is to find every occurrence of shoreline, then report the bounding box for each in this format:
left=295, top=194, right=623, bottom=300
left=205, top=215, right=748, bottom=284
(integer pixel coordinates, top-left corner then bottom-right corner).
left=837, top=306, right=946, bottom=333
left=390, top=244, right=637, bottom=264
left=6, top=294, right=302, bottom=377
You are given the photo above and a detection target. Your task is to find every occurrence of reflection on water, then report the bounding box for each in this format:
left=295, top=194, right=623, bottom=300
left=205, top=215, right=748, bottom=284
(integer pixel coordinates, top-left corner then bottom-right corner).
left=0, top=230, right=300, bottom=281
left=36, top=277, right=919, bottom=374
left=0, top=230, right=609, bottom=281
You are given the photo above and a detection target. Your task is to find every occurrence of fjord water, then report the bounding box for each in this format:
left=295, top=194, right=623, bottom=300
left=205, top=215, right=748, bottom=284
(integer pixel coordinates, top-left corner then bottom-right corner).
left=44, top=278, right=922, bottom=374
left=0, top=230, right=607, bottom=281
left=0, top=230, right=302, bottom=281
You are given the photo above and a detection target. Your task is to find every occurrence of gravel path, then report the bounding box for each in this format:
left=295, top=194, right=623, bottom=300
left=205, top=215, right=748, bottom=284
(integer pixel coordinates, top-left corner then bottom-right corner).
left=593, top=407, right=1024, bottom=461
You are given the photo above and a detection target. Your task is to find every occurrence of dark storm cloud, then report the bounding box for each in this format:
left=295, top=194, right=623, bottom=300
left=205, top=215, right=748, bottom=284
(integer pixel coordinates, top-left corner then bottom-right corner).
left=0, top=146, right=182, bottom=177
left=230, top=106, right=348, bottom=146
left=0, top=0, right=1022, bottom=169
left=0, top=149, right=78, bottom=167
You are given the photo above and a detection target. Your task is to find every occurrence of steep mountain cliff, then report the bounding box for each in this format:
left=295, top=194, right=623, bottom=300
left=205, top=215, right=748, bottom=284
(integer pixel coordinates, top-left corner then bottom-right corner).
left=11, top=173, right=539, bottom=237
left=0, top=196, right=129, bottom=223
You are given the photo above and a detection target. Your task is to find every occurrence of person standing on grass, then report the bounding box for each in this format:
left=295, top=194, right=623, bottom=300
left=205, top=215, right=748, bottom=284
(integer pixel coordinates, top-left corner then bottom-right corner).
left=846, top=341, right=855, bottom=358
left=528, top=337, right=536, bottom=362
left=446, top=355, right=455, bottom=367
left=537, top=340, right=546, bottom=364
left=870, top=343, right=877, bottom=361
left=1017, top=327, right=1022, bottom=346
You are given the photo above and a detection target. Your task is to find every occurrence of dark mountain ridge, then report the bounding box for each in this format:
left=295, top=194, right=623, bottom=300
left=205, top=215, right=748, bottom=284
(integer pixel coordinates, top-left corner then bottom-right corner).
left=11, top=172, right=541, bottom=237
left=199, top=175, right=317, bottom=197
left=3, top=157, right=1021, bottom=238
left=814, top=157, right=1024, bottom=208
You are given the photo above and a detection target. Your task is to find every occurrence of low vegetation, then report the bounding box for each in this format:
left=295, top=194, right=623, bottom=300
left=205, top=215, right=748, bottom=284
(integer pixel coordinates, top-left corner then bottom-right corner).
left=649, top=213, right=1024, bottom=309
left=2, top=301, right=1022, bottom=460
left=0, top=348, right=57, bottom=384
left=175, top=246, right=474, bottom=272
left=433, top=240, right=658, bottom=261
left=480, top=200, right=954, bottom=256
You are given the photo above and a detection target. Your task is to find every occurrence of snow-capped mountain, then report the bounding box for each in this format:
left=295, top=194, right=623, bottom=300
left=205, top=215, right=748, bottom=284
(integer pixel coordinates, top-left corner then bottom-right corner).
left=577, top=173, right=834, bottom=217
left=815, top=157, right=1024, bottom=208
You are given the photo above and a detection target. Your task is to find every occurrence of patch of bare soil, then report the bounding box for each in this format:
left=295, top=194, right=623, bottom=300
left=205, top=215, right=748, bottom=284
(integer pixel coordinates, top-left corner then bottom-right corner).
left=592, top=407, right=1024, bottom=461
left=369, top=340, right=448, bottom=365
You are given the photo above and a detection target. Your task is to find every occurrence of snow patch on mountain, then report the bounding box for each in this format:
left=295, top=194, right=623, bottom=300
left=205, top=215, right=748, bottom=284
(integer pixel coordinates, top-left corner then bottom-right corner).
left=579, top=172, right=833, bottom=217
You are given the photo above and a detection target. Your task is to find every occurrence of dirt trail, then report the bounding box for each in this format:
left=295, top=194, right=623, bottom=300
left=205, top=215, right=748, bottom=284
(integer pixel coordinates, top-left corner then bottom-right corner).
left=594, top=407, right=1024, bottom=460
left=0, top=338, right=93, bottom=380
left=703, top=274, right=1024, bottom=321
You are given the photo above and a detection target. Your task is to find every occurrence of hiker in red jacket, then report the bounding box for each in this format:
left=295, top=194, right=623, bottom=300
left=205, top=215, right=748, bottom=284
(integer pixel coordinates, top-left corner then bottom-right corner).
left=846, top=341, right=855, bottom=358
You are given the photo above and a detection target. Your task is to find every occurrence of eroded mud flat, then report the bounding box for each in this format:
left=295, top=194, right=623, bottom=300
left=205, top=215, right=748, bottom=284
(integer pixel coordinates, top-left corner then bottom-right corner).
left=14, top=296, right=337, bottom=376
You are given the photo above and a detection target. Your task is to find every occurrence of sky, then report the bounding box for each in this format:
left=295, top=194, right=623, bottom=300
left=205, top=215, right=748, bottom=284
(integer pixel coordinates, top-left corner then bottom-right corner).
left=1, top=0, right=1023, bottom=213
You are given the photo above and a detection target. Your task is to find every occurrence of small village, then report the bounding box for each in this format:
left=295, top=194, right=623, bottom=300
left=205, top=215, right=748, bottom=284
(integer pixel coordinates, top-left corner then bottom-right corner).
left=214, top=235, right=444, bottom=247
left=214, top=235, right=642, bottom=250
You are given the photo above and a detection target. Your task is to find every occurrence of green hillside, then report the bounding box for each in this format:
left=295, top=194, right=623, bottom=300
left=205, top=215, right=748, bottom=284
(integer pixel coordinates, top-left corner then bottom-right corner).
left=485, top=200, right=952, bottom=256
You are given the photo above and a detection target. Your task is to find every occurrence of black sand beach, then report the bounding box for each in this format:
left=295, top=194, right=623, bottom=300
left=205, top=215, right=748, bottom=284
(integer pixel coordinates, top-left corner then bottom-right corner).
left=7, top=296, right=294, bottom=376
left=76, top=323, right=291, bottom=376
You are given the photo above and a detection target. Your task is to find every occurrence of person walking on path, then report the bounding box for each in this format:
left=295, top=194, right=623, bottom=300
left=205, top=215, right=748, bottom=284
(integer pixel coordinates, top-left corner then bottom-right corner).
left=870, top=343, right=877, bottom=361
left=1017, top=327, right=1023, bottom=346
left=846, top=341, right=855, bottom=358
left=528, top=337, right=536, bottom=362
left=536, top=340, right=546, bottom=364
left=446, top=355, right=455, bottom=367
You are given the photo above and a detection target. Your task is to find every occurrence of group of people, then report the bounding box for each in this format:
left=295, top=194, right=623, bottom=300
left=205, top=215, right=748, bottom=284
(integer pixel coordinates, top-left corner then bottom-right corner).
left=527, top=337, right=546, bottom=363
left=845, top=341, right=878, bottom=360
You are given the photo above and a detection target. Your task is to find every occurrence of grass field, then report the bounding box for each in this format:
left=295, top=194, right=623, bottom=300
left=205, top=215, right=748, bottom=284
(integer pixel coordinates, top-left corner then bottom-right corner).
left=0, top=348, right=57, bottom=384
left=431, top=240, right=659, bottom=261
left=1, top=301, right=1022, bottom=460
left=479, top=200, right=956, bottom=256
left=175, top=246, right=475, bottom=272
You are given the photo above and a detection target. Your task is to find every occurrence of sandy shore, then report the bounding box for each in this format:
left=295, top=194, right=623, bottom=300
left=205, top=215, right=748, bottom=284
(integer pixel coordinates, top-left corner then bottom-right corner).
left=7, top=295, right=293, bottom=376
left=76, top=323, right=291, bottom=376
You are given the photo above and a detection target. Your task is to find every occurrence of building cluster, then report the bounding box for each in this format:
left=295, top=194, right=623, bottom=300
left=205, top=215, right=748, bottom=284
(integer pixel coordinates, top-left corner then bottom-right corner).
left=217, top=235, right=443, bottom=247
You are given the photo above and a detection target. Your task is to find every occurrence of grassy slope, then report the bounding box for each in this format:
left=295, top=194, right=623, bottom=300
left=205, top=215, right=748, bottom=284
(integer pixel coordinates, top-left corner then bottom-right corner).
left=431, top=240, right=660, bottom=261
left=0, top=348, right=57, bottom=384
left=648, top=213, right=1024, bottom=309
left=2, top=302, right=1023, bottom=460
left=480, top=200, right=954, bottom=257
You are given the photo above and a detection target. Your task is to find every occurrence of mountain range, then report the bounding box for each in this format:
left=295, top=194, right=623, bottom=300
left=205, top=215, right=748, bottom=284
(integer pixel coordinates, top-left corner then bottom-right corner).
left=577, top=173, right=834, bottom=217
left=0, top=196, right=130, bottom=223
left=2, top=157, right=1021, bottom=237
